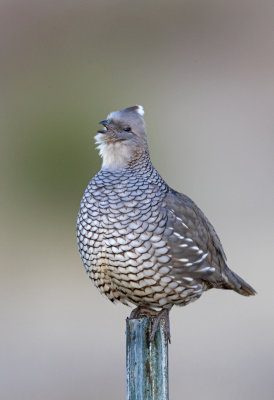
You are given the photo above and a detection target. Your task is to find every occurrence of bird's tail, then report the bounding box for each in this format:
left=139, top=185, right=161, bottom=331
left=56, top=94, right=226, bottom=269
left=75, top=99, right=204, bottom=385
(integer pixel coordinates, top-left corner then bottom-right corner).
left=223, top=268, right=256, bottom=296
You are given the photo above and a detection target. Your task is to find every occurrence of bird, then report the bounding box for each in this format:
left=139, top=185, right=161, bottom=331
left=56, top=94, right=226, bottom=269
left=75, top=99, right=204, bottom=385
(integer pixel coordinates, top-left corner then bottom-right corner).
left=77, top=105, right=256, bottom=341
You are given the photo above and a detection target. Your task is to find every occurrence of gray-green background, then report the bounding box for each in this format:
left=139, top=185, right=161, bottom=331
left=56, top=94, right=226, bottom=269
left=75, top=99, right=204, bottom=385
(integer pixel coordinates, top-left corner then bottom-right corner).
left=1, top=0, right=273, bottom=399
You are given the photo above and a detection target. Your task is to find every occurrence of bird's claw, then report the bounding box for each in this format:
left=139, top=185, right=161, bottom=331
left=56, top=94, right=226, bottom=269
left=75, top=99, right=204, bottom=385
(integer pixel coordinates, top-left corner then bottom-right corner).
left=129, top=307, right=171, bottom=343
left=149, top=308, right=171, bottom=343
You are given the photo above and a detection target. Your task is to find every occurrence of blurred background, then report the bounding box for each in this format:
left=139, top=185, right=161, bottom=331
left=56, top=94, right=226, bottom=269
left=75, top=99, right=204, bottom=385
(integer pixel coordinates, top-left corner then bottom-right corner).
left=1, top=0, right=274, bottom=399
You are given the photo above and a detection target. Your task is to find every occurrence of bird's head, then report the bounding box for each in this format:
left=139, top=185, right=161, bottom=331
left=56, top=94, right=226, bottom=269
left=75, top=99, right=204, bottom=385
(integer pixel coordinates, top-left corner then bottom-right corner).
left=95, top=105, right=148, bottom=169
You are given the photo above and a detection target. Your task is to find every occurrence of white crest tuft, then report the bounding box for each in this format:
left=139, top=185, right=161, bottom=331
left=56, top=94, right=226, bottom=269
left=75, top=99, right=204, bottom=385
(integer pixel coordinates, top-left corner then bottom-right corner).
left=136, top=105, right=145, bottom=116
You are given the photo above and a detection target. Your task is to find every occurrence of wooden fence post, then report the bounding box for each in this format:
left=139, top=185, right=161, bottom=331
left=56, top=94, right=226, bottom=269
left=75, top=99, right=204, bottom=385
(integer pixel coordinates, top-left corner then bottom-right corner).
left=126, top=317, right=169, bottom=400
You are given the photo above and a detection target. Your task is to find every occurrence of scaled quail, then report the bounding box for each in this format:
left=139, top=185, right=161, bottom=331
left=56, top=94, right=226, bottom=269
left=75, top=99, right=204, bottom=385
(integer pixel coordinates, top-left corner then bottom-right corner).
left=77, top=105, right=256, bottom=340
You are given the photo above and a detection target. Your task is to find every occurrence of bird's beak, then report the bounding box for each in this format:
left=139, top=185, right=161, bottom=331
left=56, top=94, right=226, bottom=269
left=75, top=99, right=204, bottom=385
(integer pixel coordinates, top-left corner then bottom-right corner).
left=99, top=120, right=110, bottom=127
left=97, top=119, right=113, bottom=133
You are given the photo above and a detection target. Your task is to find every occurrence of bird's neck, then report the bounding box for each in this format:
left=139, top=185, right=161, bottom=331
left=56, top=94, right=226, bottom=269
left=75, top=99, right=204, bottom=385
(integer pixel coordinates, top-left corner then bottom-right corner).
left=98, top=146, right=167, bottom=192
left=127, top=149, right=153, bottom=174
left=100, top=141, right=150, bottom=171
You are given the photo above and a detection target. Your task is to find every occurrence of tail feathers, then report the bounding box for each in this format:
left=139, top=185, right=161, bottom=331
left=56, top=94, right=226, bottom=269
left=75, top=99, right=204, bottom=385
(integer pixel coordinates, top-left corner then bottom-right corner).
left=224, top=269, right=256, bottom=296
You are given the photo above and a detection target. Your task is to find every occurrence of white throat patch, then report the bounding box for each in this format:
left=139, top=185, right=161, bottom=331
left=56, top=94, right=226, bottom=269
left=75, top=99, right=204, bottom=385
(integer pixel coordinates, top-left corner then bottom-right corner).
left=95, top=134, right=133, bottom=169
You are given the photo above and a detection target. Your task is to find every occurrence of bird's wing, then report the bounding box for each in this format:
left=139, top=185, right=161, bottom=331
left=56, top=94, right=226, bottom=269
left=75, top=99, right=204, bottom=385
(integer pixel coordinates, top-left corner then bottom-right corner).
left=163, top=188, right=227, bottom=284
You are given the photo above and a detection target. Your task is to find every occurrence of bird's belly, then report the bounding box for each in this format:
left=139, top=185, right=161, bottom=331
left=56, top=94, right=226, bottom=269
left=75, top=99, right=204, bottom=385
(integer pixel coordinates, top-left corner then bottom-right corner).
left=77, top=190, right=204, bottom=308
left=86, top=236, right=204, bottom=308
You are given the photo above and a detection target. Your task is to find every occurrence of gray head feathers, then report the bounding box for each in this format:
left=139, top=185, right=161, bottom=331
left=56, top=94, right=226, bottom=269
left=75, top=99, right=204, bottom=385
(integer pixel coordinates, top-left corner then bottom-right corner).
left=95, top=105, right=148, bottom=170
left=123, top=105, right=144, bottom=116
left=106, top=105, right=146, bottom=133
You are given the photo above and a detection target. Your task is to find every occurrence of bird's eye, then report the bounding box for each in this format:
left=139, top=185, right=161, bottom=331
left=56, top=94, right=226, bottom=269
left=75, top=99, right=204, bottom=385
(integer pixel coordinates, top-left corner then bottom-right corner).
left=123, top=127, right=131, bottom=132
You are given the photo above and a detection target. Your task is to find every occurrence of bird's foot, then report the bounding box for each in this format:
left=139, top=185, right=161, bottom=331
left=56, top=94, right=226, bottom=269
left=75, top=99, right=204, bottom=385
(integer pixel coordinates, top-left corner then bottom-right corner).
left=150, top=308, right=171, bottom=343
left=129, top=306, right=157, bottom=319
left=129, top=306, right=171, bottom=343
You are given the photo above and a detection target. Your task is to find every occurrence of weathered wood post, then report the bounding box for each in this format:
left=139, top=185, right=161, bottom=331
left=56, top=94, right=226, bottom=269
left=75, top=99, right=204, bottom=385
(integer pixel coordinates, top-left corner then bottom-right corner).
left=126, top=317, right=169, bottom=400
